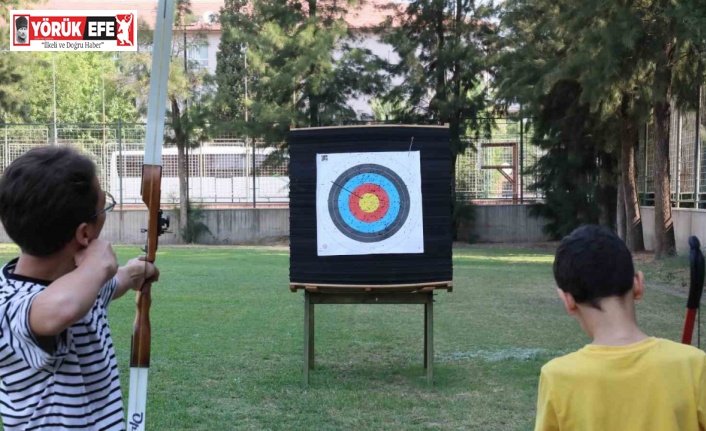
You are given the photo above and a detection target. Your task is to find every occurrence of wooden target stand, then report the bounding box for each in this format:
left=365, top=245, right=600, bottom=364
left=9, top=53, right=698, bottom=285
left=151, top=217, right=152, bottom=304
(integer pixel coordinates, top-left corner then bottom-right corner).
left=290, top=281, right=453, bottom=387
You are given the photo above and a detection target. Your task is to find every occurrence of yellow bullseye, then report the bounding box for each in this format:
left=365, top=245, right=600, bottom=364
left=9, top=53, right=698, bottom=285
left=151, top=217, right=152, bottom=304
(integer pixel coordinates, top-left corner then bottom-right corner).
left=359, top=193, right=380, bottom=213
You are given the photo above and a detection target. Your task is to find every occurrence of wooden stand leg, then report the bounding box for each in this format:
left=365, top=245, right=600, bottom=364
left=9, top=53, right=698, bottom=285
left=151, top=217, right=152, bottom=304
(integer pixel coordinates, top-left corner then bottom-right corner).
left=425, top=294, right=433, bottom=385
left=303, top=292, right=312, bottom=387
left=424, top=303, right=428, bottom=369
left=308, top=300, right=315, bottom=370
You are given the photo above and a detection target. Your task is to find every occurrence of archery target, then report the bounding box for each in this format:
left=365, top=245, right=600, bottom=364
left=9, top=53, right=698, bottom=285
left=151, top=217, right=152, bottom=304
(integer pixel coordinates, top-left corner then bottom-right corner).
left=317, top=151, right=424, bottom=256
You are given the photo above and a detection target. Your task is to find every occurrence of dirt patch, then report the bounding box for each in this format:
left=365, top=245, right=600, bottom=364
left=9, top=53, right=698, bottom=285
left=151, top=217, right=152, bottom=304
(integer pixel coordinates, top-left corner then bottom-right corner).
left=632, top=251, right=656, bottom=265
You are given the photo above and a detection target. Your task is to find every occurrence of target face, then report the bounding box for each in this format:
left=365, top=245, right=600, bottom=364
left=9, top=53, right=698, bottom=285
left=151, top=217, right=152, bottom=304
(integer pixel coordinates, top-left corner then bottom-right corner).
left=317, top=152, right=424, bottom=256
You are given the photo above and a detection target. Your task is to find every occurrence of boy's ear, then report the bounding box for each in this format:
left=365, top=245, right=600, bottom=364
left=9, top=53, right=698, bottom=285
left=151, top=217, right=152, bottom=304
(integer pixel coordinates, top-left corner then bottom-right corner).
left=556, top=288, right=578, bottom=315
left=633, top=271, right=644, bottom=301
left=74, top=222, right=91, bottom=248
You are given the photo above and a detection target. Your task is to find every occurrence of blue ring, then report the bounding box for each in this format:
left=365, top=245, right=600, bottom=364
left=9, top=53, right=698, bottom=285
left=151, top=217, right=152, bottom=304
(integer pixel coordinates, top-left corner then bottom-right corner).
left=337, top=174, right=400, bottom=233
left=327, top=163, right=411, bottom=243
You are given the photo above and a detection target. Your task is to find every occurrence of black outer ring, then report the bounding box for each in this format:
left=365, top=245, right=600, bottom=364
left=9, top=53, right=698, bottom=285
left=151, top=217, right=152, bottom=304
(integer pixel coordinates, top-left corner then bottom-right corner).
left=327, top=164, right=411, bottom=243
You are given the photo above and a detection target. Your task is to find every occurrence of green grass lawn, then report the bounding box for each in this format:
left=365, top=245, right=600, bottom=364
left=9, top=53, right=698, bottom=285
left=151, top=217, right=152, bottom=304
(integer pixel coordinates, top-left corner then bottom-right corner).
left=0, top=244, right=693, bottom=430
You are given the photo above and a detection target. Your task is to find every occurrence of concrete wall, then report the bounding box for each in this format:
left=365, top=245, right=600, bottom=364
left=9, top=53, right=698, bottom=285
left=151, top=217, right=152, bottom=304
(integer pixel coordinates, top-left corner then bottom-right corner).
left=460, top=205, right=551, bottom=243
left=0, top=208, right=290, bottom=246
left=0, top=205, right=551, bottom=246
left=640, top=206, right=706, bottom=254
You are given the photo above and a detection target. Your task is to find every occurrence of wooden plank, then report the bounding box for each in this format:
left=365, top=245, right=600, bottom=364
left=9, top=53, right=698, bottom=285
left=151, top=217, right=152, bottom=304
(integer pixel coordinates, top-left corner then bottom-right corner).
left=308, top=292, right=432, bottom=305
left=290, top=281, right=453, bottom=292
left=414, top=286, right=436, bottom=293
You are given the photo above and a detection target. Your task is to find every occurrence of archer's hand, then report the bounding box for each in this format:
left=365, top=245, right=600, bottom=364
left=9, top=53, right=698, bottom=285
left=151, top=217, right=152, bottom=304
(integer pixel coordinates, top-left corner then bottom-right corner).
left=124, top=257, right=160, bottom=291
left=75, top=239, right=118, bottom=283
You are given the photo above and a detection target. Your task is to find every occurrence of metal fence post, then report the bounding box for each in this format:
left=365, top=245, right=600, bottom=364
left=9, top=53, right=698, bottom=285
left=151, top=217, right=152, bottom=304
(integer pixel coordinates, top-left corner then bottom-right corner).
left=644, top=123, right=649, bottom=206
left=675, top=109, right=682, bottom=207
left=696, top=87, right=702, bottom=209
left=252, top=136, right=256, bottom=208
left=520, top=117, right=524, bottom=204
left=117, top=119, right=123, bottom=210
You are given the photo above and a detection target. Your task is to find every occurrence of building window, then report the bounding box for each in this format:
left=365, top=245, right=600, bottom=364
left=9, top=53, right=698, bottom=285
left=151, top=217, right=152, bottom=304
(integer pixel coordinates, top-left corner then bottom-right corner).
left=188, top=42, right=209, bottom=69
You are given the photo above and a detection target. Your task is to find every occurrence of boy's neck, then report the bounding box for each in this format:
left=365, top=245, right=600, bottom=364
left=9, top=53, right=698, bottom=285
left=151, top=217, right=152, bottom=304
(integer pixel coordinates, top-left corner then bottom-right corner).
left=15, top=250, right=77, bottom=282
left=578, top=297, right=649, bottom=346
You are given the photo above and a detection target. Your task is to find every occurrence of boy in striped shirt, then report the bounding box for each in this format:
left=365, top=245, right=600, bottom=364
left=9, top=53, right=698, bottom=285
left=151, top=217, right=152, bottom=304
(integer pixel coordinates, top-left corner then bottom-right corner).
left=0, top=147, right=159, bottom=430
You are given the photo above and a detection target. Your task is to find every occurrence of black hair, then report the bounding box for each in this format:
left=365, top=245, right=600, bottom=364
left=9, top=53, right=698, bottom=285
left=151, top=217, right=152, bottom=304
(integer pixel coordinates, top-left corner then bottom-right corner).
left=553, top=225, right=635, bottom=309
left=0, top=146, right=99, bottom=256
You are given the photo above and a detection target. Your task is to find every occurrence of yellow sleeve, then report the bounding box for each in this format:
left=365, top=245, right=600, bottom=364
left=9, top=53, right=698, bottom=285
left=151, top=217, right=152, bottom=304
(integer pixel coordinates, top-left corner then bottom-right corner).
left=535, top=369, right=560, bottom=431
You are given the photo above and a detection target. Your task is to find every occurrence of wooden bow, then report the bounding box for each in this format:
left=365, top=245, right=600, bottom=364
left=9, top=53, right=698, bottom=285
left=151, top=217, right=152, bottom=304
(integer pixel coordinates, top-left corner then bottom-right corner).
left=681, top=236, right=705, bottom=346
left=127, top=0, right=175, bottom=429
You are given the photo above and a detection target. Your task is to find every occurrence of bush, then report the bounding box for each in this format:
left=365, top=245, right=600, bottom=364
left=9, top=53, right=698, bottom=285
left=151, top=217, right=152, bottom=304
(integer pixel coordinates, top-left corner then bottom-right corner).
left=453, top=199, right=475, bottom=242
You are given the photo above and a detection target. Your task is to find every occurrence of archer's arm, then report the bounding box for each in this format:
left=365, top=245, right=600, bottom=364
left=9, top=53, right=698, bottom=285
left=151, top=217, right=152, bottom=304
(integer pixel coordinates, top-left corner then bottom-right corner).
left=113, top=258, right=159, bottom=300
left=29, top=239, right=118, bottom=337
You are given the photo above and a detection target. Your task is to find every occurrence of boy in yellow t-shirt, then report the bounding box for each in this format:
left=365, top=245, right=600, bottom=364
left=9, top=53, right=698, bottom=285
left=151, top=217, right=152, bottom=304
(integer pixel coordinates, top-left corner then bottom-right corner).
left=535, top=225, right=706, bottom=431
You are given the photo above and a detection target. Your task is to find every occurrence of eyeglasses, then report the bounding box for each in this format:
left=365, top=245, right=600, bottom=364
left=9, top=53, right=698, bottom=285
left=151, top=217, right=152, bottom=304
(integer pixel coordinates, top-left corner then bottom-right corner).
left=90, top=191, right=116, bottom=220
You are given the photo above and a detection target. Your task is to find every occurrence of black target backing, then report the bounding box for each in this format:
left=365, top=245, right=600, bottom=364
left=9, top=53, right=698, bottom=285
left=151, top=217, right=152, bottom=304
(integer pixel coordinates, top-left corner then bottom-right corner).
left=289, top=125, right=452, bottom=285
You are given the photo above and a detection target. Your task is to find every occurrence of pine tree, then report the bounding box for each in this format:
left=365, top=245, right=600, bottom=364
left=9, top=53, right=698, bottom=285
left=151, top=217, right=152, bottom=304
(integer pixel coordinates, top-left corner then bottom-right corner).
left=215, top=0, right=387, bottom=144
left=379, top=0, right=495, bottom=218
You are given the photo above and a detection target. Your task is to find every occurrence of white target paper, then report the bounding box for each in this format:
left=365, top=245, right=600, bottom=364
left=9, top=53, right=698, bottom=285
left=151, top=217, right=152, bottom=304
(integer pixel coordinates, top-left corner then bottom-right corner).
left=317, top=151, right=424, bottom=256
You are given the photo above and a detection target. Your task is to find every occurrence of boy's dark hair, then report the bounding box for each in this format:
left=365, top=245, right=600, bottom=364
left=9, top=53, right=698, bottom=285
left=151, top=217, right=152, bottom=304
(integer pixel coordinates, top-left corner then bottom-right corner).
left=0, top=146, right=99, bottom=256
left=553, top=225, right=635, bottom=309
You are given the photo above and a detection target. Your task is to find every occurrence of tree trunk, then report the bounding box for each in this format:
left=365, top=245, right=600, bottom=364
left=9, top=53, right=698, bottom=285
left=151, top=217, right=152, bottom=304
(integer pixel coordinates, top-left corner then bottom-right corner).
left=307, top=0, right=319, bottom=127
left=598, top=153, right=617, bottom=230
left=171, top=97, right=188, bottom=238
left=653, top=101, right=676, bottom=258
left=652, top=40, right=677, bottom=259
left=617, top=181, right=626, bottom=240
left=620, top=115, right=645, bottom=251
left=432, top=0, right=445, bottom=119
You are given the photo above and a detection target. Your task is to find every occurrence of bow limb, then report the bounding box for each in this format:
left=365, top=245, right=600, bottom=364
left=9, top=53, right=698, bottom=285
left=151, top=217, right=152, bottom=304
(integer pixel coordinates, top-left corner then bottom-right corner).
left=127, top=0, right=175, bottom=429
left=681, top=236, right=705, bottom=345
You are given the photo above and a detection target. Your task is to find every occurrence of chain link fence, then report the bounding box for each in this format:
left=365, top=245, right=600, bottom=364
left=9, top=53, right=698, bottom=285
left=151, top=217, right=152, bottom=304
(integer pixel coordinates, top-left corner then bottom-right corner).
left=455, top=118, right=543, bottom=203
left=1, top=120, right=540, bottom=206
left=637, top=90, right=706, bottom=207
left=0, top=122, right=289, bottom=206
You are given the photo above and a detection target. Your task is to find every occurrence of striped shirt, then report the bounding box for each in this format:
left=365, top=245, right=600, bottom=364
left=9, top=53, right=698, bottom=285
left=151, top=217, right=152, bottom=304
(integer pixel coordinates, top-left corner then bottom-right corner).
left=0, top=258, right=125, bottom=430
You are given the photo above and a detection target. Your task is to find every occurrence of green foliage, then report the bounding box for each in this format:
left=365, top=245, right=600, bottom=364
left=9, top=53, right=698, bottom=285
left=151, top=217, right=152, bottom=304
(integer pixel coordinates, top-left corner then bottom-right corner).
left=493, top=0, right=706, bottom=245
left=380, top=0, right=495, bottom=158
left=178, top=201, right=212, bottom=243
left=213, top=0, right=248, bottom=123
left=214, top=0, right=388, bottom=145
left=526, top=80, right=618, bottom=239
left=452, top=198, right=475, bottom=242
left=8, top=52, right=139, bottom=123
left=369, top=98, right=405, bottom=122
